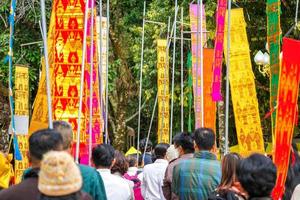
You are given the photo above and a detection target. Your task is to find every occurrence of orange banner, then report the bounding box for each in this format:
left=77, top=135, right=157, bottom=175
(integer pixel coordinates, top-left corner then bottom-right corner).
left=272, top=38, right=300, bottom=200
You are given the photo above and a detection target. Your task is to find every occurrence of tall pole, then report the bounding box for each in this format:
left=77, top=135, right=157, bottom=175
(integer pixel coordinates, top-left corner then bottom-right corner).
left=105, top=0, right=110, bottom=144
left=98, top=1, right=103, bottom=141
left=137, top=1, right=146, bottom=158
left=200, top=0, right=204, bottom=127
left=40, top=0, right=53, bottom=128
left=76, top=0, right=90, bottom=163
left=180, top=7, right=184, bottom=133
left=196, top=0, right=200, bottom=128
left=88, top=0, right=94, bottom=166
left=225, top=0, right=232, bottom=155
left=170, top=0, right=178, bottom=143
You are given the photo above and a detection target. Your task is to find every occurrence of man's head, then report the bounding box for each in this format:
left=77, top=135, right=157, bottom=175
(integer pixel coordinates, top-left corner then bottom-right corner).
left=140, top=138, right=152, bottom=153
left=154, top=143, right=169, bottom=160
left=193, top=128, right=215, bottom=151
left=92, top=144, right=115, bottom=169
left=126, top=155, right=138, bottom=168
left=173, top=132, right=194, bottom=156
left=28, top=129, right=63, bottom=167
left=53, top=121, right=73, bottom=151
left=237, top=153, right=277, bottom=198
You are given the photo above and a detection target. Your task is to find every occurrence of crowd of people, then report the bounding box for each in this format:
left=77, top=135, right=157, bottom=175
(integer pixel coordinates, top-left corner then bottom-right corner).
left=0, top=120, right=300, bottom=200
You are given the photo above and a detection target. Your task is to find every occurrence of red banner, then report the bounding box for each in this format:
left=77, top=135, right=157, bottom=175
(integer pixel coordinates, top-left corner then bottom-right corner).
left=272, top=38, right=300, bottom=200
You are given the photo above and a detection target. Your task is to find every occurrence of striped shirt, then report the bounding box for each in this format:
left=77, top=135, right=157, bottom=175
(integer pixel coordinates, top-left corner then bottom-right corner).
left=172, top=151, right=221, bottom=200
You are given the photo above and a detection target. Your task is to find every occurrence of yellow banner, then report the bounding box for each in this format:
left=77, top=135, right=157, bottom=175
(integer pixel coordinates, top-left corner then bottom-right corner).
left=224, top=9, right=264, bottom=156
left=157, top=39, right=169, bottom=143
left=29, top=58, right=49, bottom=133
left=14, top=65, right=29, bottom=184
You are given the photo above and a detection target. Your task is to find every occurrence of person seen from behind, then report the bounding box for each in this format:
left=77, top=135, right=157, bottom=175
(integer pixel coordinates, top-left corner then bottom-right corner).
left=124, top=155, right=144, bottom=200
left=208, top=153, right=246, bottom=200
left=172, top=128, right=221, bottom=200
left=236, top=153, right=277, bottom=200
left=141, top=143, right=169, bottom=200
left=92, top=144, right=133, bottom=200
left=139, top=138, right=153, bottom=165
left=38, top=151, right=91, bottom=200
left=53, top=120, right=107, bottom=200
left=0, top=129, right=63, bottom=200
left=162, top=132, right=194, bottom=200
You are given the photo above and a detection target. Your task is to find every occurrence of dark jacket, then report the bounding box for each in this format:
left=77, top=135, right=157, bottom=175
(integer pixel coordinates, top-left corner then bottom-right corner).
left=0, top=168, right=40, bottom=200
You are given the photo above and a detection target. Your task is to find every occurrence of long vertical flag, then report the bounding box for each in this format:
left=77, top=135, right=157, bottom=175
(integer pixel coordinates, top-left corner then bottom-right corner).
left=96, top=16, right=108, bottom=133
left=187, top=52, right=193, bottom=132
left=157, top=39, right=170, bottom=143
left=267, top=0, right=281, bottom=138
left=272, top=38, right=300, bottom=200
left=224, top=8, right=265, bottom=156
left=14, top=65, right=29, bottom=184
left=212, top=0, right=227, bottom=101
left=189, top=4, right=207, bottom=129
left=203, top=49, right=216, bottom=132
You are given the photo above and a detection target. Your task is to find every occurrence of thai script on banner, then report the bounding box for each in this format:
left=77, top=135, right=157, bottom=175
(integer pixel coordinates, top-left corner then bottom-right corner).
left=272, top=38, right=300, bottom=200
left=211, top=0, right=227, bottom=101
left=157, top=39, right=170, bottom=143
left=267, top=0, right=281, bottom=138
left=203, top=49, right=216, bottom=132
left=96, top=16, right=107, bottom=133
left=14, top=65, right=29, bottom=184
left=189, top=4, right=207, bottom=128
left=224, top=8, right=264, bottom=156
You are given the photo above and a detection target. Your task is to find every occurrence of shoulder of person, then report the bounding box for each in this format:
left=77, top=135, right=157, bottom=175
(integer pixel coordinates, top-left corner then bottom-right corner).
left=208, top=190, right=245, bottom=200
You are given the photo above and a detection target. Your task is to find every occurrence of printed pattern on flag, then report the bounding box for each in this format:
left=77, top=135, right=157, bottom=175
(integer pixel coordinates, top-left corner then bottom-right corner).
left=157, top=39, right=169, bottom=143
left=14, top=65, right=29, bottom=184
left=267, top=0, right=281, bottom=137
left=212, top=0, right=227, bottom=101
left=224, top=8, right=265, bottom=156
left=96, top=16, right=107, bottom=133
left=272, top=38, right=300, bottom=200
left=189, top=4, right=207, bottom=128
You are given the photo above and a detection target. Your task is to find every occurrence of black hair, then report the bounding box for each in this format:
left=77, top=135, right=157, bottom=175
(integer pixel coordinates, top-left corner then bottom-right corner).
left=173, top=132, right=195, bottom=154
left=126, top=154, right=138, bottom=167
left=92, top=144, right=115, bottom=168
left=29, top=129, right=63, bottom=161
left=237, top=153, right=277, bottom=198
left=39, top=192, right=83, bottom=200
left=154, top=143, right=169, bottom=159
left=193, top=128, right=215, bottom=150
left=140, top=138, right=153, bottom=152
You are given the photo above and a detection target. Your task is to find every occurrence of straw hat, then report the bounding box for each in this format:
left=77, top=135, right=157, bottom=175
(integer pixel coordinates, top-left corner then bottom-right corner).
left=38, top=151, right=82, bottom=196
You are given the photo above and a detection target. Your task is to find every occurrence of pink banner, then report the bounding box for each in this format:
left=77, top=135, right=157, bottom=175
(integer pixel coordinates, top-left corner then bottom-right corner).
left=211, top=0, right=227, bottom=101
left=81, top=0, right=102, bottom=164
left=189, top=4, right=207, bottom=128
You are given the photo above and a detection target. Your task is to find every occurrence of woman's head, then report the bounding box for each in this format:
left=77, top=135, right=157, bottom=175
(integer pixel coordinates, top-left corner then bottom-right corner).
left=111, top=151, right=129, bottom=175
left=218, top=153, right=241, bottom=191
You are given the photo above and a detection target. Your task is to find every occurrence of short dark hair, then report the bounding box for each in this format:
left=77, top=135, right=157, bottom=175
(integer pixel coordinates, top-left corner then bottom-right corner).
left=173, top=132, right=194, bottom=154
left=237, top=153, right=277, bottom=198
left=140, top=138, right=152, bottom=152
left=92, top=144, right=115, bottom=168
left=29, top=129, right=63, bottom=161
left=111, top=151, right=128, bottom=175
left=126, top=155, right=138, bottom=167
left=194, top=128, right=215, bottom=150
left=154, top=143, right=169, bottom=159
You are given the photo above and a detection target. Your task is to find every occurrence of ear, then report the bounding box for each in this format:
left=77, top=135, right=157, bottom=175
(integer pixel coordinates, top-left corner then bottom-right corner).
left=27, top=152, right=32, bottom=164
left=110, top=158, right=116, bottom=169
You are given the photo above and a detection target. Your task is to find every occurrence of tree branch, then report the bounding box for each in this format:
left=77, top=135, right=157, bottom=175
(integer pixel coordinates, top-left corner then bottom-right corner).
left=0, top=14, right=7, bottom=28
left=125, top=100, right=148, bottom=123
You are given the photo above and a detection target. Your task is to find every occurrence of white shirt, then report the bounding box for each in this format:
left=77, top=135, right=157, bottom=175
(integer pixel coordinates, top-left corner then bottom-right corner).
left=97, top=169, right=132, bottom=200
left=141, top=159, right=169, bottom=200
left=292, top=184, right=300, bottom=200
